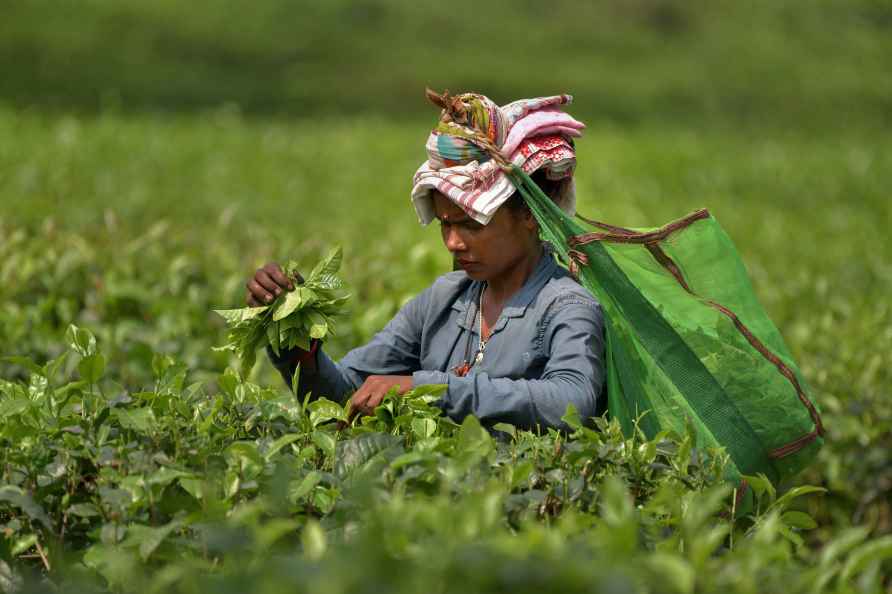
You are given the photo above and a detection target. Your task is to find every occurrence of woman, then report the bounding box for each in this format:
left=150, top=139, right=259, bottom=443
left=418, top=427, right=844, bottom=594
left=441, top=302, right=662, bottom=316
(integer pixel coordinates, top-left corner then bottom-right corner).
left=246, top=90, right=605, bottom=431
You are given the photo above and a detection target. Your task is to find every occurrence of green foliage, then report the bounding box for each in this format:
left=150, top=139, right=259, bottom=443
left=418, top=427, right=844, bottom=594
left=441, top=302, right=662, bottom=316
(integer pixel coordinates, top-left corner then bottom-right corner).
left=0, top=326, right=856, bottom=592
left=0, top=112, right=889, bottom=589
left=214, top=247, right=349, bottom=376
left=0, top=15, right=890, bottom=584
left=4, top=332, right=888, bottom=593
left=1, top=0, right=891, bottom=131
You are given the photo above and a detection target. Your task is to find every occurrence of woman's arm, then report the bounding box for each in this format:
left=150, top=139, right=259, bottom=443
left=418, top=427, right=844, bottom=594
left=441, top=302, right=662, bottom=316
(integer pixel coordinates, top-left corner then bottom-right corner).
left=268, top=287, right=429, bottom=404
left=412, top=296, right=605, bottom=432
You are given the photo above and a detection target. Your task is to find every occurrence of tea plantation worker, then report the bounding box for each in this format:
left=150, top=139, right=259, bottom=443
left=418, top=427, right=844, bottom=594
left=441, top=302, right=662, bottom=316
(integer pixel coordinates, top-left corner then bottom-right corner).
left=247, top=90, right=605, bottom=431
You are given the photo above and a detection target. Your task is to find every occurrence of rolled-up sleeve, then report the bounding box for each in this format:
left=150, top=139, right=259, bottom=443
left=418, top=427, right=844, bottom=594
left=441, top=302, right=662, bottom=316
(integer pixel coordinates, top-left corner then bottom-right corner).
left=413, top=296, right=605, bottom=432
left=269, top=288, right=429, bottom=404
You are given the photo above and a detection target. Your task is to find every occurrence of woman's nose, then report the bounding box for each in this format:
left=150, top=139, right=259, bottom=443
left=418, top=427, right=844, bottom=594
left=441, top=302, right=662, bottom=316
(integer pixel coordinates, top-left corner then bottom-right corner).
left=444, top=227, right=466, bottom=252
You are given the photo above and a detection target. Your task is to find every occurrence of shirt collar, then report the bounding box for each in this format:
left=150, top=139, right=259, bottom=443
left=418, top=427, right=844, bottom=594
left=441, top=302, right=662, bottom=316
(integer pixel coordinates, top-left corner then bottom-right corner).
left=451, top=244, right=559, bottom=330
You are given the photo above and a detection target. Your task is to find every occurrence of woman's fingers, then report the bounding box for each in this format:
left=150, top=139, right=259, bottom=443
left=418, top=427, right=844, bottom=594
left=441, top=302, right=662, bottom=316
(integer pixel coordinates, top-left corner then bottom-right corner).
left=363, top=391, right=385, bottom=413
left=264, top=263, right=296, bottom=290
left=245, top=290, right=262, bottom=307
left=247, top=278, right=275, bottom=304
left=345, top=376, right=411, bottom=423
left=255, top=269, right=285, bottom=298
left=349, top=377, right=401, bottom=419
left=243, top=261, right=295, bottom=306
left=347, top=391, right=369, bottom=420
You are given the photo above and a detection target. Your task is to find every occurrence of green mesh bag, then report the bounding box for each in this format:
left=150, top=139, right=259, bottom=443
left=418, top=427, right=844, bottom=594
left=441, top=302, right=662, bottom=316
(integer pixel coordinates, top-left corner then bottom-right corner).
left=508, top=167, right=824, bottom=490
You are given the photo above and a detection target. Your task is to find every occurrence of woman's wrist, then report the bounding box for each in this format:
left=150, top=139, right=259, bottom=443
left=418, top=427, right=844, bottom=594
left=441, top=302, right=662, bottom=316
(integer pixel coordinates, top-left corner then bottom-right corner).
left=268, top=340, right=321, bottom=374
left=287, top=339, right=320, bottom=372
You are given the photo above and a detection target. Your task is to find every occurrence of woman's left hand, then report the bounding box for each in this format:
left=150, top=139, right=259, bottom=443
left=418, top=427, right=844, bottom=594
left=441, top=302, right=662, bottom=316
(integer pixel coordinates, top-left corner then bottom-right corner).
left=348, top=375, right=413, bottom=419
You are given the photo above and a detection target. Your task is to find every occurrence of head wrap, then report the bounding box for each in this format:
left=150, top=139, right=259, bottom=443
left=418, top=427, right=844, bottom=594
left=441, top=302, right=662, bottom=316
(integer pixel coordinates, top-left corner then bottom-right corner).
left=411, top=89, right=584, bottom=226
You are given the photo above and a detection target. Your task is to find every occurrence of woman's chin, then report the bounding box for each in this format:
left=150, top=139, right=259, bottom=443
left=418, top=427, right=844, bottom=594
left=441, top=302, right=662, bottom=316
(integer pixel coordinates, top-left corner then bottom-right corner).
left=458, top=261, right=487, bottom=280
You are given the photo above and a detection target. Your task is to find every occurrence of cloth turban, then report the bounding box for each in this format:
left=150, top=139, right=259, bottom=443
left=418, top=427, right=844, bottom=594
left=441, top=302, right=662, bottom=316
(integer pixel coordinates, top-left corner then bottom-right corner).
left=411, top=90, right=584, bottom=226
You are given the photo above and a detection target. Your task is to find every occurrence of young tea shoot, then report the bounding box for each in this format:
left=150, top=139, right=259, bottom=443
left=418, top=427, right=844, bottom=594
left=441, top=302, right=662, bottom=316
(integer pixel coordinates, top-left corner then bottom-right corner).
left=214, top=247, right=350, bottom=376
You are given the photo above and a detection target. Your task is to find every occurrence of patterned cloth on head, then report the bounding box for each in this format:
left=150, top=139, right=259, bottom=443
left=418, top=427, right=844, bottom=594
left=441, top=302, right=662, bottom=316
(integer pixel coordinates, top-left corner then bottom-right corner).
left=412, top=91, right=585, bottom=226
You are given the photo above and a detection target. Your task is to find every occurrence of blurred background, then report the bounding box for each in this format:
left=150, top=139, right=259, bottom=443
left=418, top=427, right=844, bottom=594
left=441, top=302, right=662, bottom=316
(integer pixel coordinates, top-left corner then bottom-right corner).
left=2, top=0, right=890, bottom=126
left=1, top=0, right=890, bottom=539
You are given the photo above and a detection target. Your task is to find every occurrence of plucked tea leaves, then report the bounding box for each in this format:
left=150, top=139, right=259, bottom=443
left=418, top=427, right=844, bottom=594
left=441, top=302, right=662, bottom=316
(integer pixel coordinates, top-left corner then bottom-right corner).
left=214, top=247, right=349, bottom=376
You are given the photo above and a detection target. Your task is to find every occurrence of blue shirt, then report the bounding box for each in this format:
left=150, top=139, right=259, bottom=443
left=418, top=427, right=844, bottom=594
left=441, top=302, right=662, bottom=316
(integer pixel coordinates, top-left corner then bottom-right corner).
left=269, top=247, right=606, bottom=431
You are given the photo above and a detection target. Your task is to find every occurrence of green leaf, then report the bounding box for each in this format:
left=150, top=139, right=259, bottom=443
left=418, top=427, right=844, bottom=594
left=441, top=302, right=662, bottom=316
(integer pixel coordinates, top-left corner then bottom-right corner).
left=311, top=431, right=336, bottom=458
left=126, top=520, right=184, bottom=562
left=508, top=461, right=534, bottom=490
left=492, top=422, right=516, bottom=438
left=771, top=485, right=826, bottom=512
left=308, top=398, right=345, bottom=427
left=214, top=306, right=268, bottom=324
left=264, top=434, right=302, bottom=461
left=83, top=545, right=138, bottom=589
left=179, top=478, right=206, bottom=501
left=819, top=526, right=872, bottom=565
left=599, top=476, right=637, bottom=553
left=301, top=520, right=327, bottom=561
left=226, top=442, right=264, bottom=475
left=458, top=415, right=492, bottom=454
left=411, top=417, right=437, bottom=439
left=2, top=356, right=43, bottom=377
left=308, top=246, right=343, bottom=281
left=839, top=535, right=892, bottom=583
left=113, top=407, right=157, bottom=433
left=335, top=432, right=403, bottom=478
left=290, top=471, right=322, bottom=501
left=297, top=287, right=318, bottom=308
left=273, top=289, right=304, bottom=321
left=309, top=321, right=328, bottom=339
left=561, top=403, right=582, bottom=430
left=781, top=510, right=817, bottom=530
left=68, top=503, right=102, bottom=518
left=741, top=473, right=775, bottom=505
left=0, top=559, right=22, bottom=593
left=10, top=534, right=37, bottom=557
left=402, top=383, right=447, bottom=399
left=65, top=324, right=96, bottom=357
left=100, top=523, right=127, bottom=545
left=645, top=553, right=695, bottom=594
left=307, top=310, right=328, bottom=339
left=255, top=518, right=301, bottom=551
left=267, top=320, right=281, bottom=356
left=0, top=486, right=52, bottom=528
left=151, top=353, right=174, bottom=379
left=78, top=353, right=106, bottom=384
left=147, top=468, right=194, bottom=488
left=0, top=398, right=31, bottom=420
left=224, top=472, right=241, bottom=499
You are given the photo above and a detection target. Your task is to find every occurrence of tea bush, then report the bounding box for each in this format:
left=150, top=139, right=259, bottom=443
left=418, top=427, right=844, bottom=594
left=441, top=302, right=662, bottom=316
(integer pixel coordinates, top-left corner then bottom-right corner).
left=1, top=106, right=890, bottom=590
left=1, top=325, right=889, bottom=594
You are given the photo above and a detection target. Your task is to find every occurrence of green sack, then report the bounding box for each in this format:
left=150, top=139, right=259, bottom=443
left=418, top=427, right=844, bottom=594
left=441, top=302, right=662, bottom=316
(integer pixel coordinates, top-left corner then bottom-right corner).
left=510, top=167, right=824, bottom=489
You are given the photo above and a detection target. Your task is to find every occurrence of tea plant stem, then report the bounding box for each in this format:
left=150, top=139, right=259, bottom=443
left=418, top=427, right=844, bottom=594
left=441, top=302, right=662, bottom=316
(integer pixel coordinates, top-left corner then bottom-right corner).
left=34, top=538, right=50, bottom=572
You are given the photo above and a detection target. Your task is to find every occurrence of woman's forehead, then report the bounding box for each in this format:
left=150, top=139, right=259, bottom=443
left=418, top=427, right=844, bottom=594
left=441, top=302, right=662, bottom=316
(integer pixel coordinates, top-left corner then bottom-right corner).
left=432, top=192, right=468, bottom=220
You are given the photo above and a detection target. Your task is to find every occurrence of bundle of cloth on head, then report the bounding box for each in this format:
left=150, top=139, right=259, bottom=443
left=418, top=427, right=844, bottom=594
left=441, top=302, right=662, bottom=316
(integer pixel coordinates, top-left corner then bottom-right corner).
left=411, top=89, right=585, bottom=226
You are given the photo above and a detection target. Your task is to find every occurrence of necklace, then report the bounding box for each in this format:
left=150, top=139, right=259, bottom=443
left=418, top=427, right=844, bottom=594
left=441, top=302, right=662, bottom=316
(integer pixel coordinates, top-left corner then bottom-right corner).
left=450, top=282, right=489, bottom=377
left=473, top=283, right=489, bottom=366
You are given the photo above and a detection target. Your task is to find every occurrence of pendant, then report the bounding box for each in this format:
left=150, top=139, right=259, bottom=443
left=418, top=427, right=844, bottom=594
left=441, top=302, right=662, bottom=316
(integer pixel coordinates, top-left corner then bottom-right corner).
left=473, top=350, right=484, bottom=366
left=452, top=361, right=472, bottom=377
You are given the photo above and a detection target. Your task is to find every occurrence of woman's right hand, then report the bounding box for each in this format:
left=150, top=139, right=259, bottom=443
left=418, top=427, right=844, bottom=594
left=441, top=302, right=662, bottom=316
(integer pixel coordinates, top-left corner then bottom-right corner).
left=245, top=262, right=301, bottom=307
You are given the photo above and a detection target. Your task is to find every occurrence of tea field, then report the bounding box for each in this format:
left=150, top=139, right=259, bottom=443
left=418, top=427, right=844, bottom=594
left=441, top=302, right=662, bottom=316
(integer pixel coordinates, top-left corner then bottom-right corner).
left=0, top=101, right=890, bottom=592
left=2, top=4, right=892, bottom=586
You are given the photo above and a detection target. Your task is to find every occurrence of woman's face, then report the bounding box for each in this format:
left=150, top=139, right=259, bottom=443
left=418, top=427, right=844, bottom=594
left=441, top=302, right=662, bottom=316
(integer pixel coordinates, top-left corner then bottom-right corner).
left=432, top=191, right=539, bottom=282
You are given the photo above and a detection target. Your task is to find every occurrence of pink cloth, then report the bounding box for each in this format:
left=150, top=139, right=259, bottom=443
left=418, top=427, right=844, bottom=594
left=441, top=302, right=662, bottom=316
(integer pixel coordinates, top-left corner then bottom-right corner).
left=412, top=94, right=584, bottom=226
